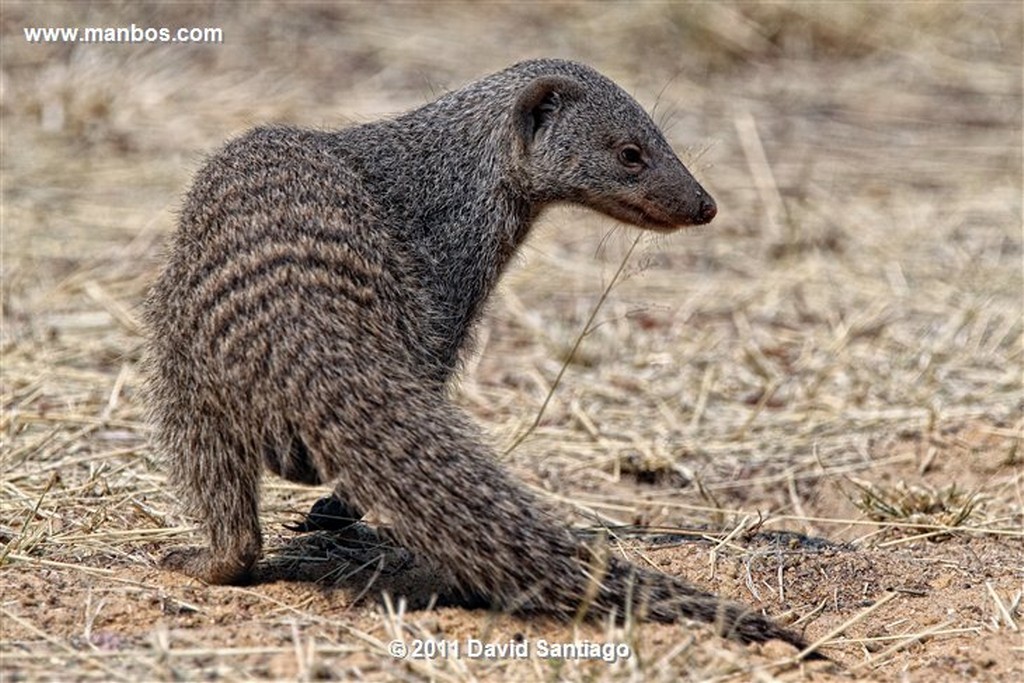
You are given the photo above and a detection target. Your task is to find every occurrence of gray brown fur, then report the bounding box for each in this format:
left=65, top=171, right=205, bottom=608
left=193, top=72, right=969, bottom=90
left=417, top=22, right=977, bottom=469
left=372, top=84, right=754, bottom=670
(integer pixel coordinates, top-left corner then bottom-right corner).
left=145, top=59, right=813, bottom=652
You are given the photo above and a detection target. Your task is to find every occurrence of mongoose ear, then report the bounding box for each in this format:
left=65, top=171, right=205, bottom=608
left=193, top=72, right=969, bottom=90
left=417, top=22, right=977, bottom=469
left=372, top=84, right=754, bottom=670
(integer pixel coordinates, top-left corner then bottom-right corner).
left=513, top=76, right=583, bottom=146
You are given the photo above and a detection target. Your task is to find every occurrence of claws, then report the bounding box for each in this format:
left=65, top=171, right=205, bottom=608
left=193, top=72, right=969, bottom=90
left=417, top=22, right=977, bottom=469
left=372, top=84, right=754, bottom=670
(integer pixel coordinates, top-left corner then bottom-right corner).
left=160, top=545, right=255, bottom=585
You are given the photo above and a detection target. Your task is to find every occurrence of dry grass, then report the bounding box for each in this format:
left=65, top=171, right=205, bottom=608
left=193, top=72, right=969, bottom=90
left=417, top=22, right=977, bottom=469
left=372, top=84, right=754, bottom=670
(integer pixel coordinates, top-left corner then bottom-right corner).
left=2, top=2, right=1022, bottom=681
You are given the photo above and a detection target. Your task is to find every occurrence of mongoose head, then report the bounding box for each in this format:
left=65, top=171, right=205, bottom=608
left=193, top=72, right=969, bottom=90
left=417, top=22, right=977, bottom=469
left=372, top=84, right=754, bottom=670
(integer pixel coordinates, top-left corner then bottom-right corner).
left=511, top=62, right=716, bottom=231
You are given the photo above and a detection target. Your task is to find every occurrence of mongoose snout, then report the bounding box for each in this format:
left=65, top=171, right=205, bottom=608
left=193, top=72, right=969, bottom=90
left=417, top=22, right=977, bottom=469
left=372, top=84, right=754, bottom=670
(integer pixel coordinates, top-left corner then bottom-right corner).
left=696, top=193, right=718, bottom=223
left=145, top=58, right=816, bottom=656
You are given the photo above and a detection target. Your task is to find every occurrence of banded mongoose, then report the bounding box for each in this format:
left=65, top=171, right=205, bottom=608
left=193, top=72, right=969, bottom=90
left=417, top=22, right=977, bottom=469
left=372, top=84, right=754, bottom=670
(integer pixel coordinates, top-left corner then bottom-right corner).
left=146, top=58, right=813, bottom=652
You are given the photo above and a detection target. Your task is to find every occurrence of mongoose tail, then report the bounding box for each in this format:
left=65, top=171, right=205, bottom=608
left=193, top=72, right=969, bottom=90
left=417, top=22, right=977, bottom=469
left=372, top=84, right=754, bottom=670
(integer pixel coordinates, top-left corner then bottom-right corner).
left=149, top=59, right=816, bottom=654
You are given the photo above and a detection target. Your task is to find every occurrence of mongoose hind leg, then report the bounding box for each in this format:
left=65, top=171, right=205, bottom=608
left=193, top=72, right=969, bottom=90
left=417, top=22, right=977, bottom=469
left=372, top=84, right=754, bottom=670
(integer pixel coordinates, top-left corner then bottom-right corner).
left=160, top=415, right=263, bottom=585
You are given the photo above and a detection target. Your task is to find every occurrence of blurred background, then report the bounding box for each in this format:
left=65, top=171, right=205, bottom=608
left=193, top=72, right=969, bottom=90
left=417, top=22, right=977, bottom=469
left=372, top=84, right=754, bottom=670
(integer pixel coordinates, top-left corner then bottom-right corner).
left=4, top=0, right=1018, bottom=455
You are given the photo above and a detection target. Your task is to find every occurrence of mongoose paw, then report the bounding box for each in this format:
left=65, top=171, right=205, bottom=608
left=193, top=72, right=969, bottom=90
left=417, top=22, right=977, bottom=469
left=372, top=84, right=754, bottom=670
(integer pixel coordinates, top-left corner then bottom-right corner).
left=285, top=495, right=363, bottom=533
left=160, top=546, right=253, bottom=585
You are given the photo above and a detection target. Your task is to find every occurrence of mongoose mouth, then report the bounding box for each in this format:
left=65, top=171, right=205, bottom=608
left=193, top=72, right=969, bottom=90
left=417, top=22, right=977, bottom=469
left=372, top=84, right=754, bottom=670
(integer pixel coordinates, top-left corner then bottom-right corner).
left=611, top=198, right=712, bottom=232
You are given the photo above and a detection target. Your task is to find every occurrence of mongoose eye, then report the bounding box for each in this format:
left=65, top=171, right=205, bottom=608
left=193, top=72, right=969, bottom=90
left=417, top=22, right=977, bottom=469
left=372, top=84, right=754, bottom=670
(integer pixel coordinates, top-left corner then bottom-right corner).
left=617, top=145, right=645, bottom=170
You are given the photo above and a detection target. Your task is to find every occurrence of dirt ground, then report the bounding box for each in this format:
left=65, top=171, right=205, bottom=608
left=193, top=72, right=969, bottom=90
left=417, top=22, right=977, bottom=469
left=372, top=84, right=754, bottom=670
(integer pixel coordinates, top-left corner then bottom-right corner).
left=2, top=2, right=1022, bottom=682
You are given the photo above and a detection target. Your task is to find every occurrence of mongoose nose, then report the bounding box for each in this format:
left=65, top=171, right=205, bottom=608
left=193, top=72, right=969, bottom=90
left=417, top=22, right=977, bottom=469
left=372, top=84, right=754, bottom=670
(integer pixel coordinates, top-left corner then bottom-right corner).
left=698, top=196, right=717, bottom=223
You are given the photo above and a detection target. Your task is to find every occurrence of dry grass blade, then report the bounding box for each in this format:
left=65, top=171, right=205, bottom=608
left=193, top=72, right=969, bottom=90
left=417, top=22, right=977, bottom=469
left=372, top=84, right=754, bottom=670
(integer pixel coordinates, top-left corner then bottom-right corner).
left=847, top=477, right=986, bottom=535
left=733, top=109, right=784, bottom=243
left=505, top=231, right=642, bottom=455
left=795, top=591, right=900, bottom=661
left=985, top=581, right=1021, bottom=632
left=849, top=619, right=958, bottom=673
